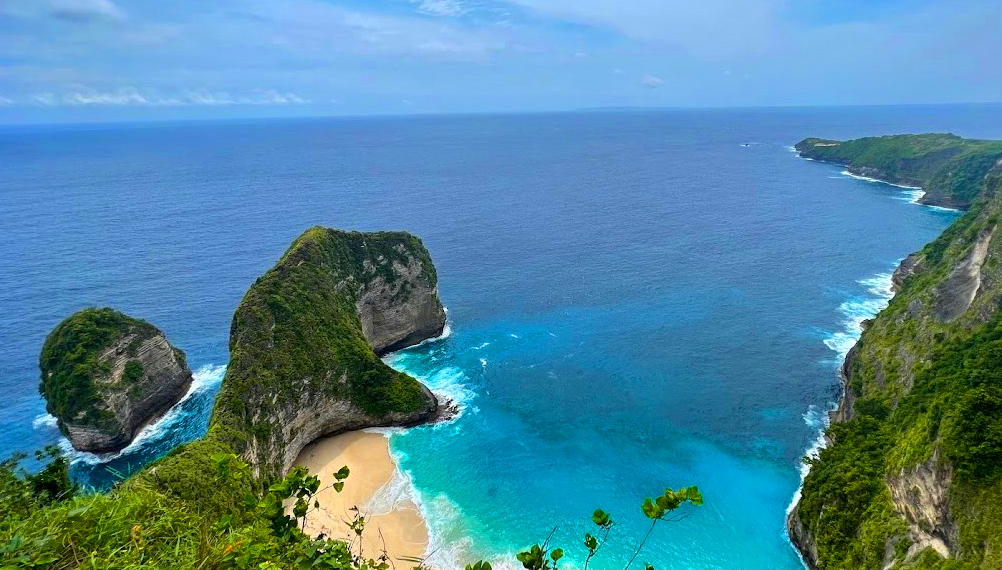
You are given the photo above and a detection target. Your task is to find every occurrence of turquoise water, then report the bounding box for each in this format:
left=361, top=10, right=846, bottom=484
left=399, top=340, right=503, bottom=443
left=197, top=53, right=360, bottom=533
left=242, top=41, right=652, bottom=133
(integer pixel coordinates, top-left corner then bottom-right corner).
left=2, top=106, right=997, bottom=569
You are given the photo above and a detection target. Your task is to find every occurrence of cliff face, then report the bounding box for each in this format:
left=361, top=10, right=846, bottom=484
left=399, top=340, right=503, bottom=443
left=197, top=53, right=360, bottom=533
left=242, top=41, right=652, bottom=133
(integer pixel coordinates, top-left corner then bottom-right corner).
left=39, top=308, right=193, bottom=453
left=790, top=136, right=1002, bottom=570
left=795, top=134, right=1002, bottom=210
left=208, top=227, right=446, bottom=480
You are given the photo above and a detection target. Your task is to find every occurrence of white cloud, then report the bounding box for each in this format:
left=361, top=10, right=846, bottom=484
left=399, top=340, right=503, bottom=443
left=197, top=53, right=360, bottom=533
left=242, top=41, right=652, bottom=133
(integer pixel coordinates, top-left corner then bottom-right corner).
left=47, top=0, right=124, bottom=22
left=62, top=86, right=147, bottom=105
left=640, top=74, right=663, bottom=88
left=27, top=87, right=312, bottom=107
left=0, top=96, right=13, bottom=106
left=415, top=0, right=467, bottom=17
left=243, top=89, right=310, bottom=105
left=611, top=68, right=625, bottom=75
left=507, top=0, right=783, bottom=59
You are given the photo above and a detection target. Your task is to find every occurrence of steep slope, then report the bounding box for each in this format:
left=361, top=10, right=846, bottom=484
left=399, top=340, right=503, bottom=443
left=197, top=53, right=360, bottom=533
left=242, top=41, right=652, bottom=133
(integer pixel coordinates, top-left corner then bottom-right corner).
left=790, top=136, right=1002, bottom=570
left=39, top=308, right=193, bottom=453
left=207, top=227, right=446, bottom=479
left=796, top=133, right=1002, bottom=209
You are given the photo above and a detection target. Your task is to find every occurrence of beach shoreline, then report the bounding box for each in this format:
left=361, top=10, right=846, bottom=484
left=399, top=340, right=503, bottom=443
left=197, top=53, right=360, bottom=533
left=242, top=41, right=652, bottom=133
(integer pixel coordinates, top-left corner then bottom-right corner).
left=294, top=431, right=430, bottom=566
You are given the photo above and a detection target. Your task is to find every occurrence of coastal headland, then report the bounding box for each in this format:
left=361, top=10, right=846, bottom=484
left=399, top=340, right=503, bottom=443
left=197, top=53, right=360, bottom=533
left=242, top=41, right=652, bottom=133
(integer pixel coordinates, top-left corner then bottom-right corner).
left=789, top=134, right=1002, bottom=570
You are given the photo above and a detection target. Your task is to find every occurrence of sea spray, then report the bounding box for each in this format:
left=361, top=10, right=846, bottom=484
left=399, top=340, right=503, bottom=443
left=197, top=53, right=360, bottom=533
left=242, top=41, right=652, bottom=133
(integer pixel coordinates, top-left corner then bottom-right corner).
left=48, top=364, right=226, bottom=487
left=839, top=169, right=923, bottom=190
left=787, top=270, right=897, bottom=522
left=380, top=345, right=483, bottom=569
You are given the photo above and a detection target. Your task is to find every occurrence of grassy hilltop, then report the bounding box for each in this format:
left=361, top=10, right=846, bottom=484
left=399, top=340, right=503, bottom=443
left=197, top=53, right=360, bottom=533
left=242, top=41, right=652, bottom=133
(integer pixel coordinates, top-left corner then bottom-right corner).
left=791, top=134, right=1002, bottom=570
left=796, top=133, right=1002, bottom=209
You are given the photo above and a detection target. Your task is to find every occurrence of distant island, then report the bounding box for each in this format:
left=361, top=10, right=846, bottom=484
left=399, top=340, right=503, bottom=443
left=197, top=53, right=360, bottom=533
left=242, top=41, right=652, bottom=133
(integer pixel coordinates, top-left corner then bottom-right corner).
left=789, top=134, right=1002, bottom=570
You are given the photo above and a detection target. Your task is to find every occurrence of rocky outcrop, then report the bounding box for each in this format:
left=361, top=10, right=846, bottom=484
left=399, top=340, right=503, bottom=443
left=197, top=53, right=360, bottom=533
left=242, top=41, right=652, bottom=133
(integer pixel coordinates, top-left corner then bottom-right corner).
left=356, top=253, right=447, bottom=354
left=787, top=508, right=821, bottom=570
left=891, top=253, right=922, bottom=293
left=932, top=226, right=995, bottom=322
left=40, top=308, right=193, bottom=453
left=209, top=227, right=447, bottom=480
left=887, top=452, right=957, bottom=560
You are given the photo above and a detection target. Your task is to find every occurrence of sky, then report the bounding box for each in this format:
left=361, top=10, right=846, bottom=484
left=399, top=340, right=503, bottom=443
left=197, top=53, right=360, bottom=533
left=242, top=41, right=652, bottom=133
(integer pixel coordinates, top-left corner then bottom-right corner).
left=0, top=0, right=1000, bottom=122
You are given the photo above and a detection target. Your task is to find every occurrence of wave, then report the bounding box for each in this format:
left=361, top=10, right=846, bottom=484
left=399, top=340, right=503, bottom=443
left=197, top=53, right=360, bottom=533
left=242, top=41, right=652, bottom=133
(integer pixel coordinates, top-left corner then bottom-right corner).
left=835, top=169, right=963, bottom=213
left=788, top=269, right=897, bottom=524
left=33, top=413, right=58, bottom=430
left=383, top=357, right=479, bottom=421
left=410, top=320, right=453, bottom=350
left=56, top=364, right=226, bottom=466
left=839, top=169, right=922, bottom=190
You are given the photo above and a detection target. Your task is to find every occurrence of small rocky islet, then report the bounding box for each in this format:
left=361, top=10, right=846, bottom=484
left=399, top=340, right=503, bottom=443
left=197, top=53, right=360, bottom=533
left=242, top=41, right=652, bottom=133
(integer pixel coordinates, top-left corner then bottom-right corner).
left=39, top=307, right=194, bottom=453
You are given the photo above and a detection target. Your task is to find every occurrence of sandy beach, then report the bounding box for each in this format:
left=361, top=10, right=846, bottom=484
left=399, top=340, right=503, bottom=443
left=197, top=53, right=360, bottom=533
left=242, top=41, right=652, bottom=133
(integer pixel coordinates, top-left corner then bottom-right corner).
left=293, top=431, right=429, bottom=566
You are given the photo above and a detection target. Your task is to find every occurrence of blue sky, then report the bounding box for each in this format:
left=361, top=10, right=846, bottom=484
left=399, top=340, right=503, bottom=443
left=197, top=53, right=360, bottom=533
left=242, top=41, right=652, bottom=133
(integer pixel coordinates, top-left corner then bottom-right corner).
left=0, top=0, right=1000, bottom=122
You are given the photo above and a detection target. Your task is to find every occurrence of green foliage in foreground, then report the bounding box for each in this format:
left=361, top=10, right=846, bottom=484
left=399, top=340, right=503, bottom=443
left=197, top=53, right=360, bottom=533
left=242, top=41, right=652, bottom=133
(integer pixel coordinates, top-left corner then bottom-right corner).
left=38, top=308, right=158, bottom=431
left=0, top=449, right=702, bottom=570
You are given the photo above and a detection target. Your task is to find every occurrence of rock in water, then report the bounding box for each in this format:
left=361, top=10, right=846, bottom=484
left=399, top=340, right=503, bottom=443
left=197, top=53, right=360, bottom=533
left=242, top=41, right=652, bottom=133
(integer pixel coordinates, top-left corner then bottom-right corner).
left=209, top=227, right=447, bottom=480
left=39, top=308, right=193, bottom=453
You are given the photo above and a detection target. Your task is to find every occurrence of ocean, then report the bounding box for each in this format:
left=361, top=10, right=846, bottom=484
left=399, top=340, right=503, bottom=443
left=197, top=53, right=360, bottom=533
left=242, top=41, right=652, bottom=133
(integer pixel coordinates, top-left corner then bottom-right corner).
left=3, top=105, right=1001, bottom=569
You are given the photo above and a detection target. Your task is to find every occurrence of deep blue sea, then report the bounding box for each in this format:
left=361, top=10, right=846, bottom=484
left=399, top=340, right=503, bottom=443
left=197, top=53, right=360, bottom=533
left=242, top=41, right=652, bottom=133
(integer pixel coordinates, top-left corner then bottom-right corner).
left=3, top=105, right=1001, bottom=570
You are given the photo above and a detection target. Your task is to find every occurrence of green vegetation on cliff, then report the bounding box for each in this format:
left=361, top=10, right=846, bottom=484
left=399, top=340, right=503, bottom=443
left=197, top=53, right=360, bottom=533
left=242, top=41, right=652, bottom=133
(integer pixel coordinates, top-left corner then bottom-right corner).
left=39, top=308, right=159, bottom=431
left=794, top=138, right=1002, bottom=570
left=1, top=228, right=706, bottom=569
left=210, top=227, right=442, bottom=480
left=1, top=227, right=450, bottom=568
left=796, top=133, right=1002, bottom=209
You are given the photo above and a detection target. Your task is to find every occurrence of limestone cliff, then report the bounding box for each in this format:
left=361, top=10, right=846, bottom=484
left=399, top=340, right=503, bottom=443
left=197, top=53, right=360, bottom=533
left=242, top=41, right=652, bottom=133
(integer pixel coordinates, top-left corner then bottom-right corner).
left=39, top=308, right=193, bottom=453
left=207, top=227, right=446, bottom=480
left=790, top=135, right=1002, bottom=570
left=795, top=133, right=1002, bottom=210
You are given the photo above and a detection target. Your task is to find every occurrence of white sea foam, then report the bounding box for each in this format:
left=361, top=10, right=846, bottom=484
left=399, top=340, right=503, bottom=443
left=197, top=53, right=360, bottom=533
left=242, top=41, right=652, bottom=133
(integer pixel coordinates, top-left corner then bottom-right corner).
left=383, top=353, right=479, bottom=421
left=410, top=321, right=452, bottom=350
left=789, top=269, right=898, bottom=534
left=509, top=333, right=519, bottom=339
left=369, top=428, right=477, bottom=569
left=472, top=342, right=490, bottom=350
left=835, top=169, right=962, bottom=212
left=33, top=413, right=58, bottom=430
left=839, top=169, right=922, bottom=190
left=57, top=364, right=226, bottom=465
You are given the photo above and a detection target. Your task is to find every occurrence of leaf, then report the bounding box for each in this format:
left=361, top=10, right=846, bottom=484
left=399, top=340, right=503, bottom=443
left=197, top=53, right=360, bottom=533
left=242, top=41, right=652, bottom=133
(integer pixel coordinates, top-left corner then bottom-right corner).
left=335, top=466, right=350, bottom=480
left=333, top=482, right=345, bottom=493
left=293, top=497, right=308, bottom=518
left=591, top=509, right=610, bottom=527
left=550, top=548, right=563, bottom=562
left=686, top=486, right=703, bottom=506
left=641, top=498, right=661, bottom=519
